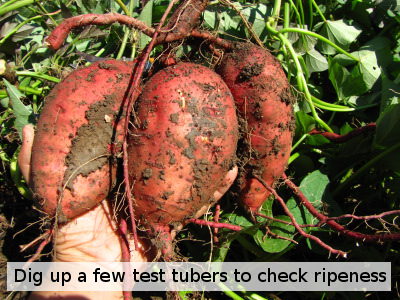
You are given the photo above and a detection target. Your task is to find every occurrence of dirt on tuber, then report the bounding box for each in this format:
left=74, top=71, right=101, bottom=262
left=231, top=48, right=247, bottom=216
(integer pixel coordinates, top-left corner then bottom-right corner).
left=217, top=42, right=296, bottom=213
left=128, top=62, right=238, bottom=259
left=31, top=59, right=137, bottom=222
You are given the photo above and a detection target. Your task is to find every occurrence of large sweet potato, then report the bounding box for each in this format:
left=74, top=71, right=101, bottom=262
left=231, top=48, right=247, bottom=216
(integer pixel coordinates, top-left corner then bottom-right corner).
left=217, top=42, right=295, bottom=212
left=31, top=59, right=136, bottom=222
left=128, top=62, right=238, bottom=254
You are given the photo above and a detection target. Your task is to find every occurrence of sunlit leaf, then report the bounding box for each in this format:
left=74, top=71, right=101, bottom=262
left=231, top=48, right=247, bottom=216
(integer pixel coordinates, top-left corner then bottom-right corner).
left=315, top=19, right=361, bottom=55
left=297, top=170, right=342, bottom=218
left=12, top=24, right=34, bottom=42
left=304, top=48, right=328, bottom=74
left=241, top=3, right=272, bottom=41
left=295, top=111, right=315, bottom=136
left=3, top=79, right=33, bottom=139
left=139, top=0, right=153, bottom=49
left=293, top=34, right=317, bottom=54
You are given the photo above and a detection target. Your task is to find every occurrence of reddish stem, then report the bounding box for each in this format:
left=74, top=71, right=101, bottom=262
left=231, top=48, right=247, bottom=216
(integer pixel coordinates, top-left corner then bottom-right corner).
left=263, top=227, right=298, bottom=244
left=326, top=210, right=400, bottom=222
left=253, top=175, right=347, bottom=257
left=27, top=229, right=54, bottom=263
left=309, top=123, right=376, bottom=143
left=254, top=212, right=317, bottom=228
left=119, top=219, right=132, bottom=300
left=155, top=0, right=208, bottom=45
left=191, top=29, right=232, bottom=50
left=122, top=0, right=179, bottom=252
left=46, top=13, right=154, bottom=51
left=188, top=218, right=242, bottom=231
left=213, top=204, right=221, bottom=244
left=283, top=174, right=400, bottom=242
left=46, top=2, right=210, bottom=52
left=158, top=227, right=174, bottom=261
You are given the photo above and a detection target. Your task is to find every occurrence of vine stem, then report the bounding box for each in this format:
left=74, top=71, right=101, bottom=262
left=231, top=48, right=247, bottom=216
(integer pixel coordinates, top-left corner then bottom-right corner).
left=0, top=15, right=41, bottom=46
left=277, top=28, right=360, bottom=62
left=188, top=218, right=242, bottom=231
left=0, top=0, right=39, bottom=17
left=15, top=71, right=60, bottom=83
left=121, top=0, right=180, bottom=252
left=46, top=13, right=155, bottom=51
left=115, top=0, right=135, bottom=60
left=114, top=0, right=131, bottom=16
left=266, top=20, right=332, bottom=132
left=311, top=0, right=327, bottom=22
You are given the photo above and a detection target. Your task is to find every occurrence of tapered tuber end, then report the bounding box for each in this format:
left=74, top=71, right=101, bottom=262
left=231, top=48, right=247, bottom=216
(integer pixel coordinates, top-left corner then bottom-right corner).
left=0, top=59, right=6, bottom=74
left=0, top=59, right=16, bottom=83
left=153, top=226, right=174, bottom=261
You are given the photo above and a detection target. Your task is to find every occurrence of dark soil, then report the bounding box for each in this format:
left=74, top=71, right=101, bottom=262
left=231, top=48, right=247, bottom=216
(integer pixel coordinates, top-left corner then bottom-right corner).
left=64, top=96, right=119, bottom=190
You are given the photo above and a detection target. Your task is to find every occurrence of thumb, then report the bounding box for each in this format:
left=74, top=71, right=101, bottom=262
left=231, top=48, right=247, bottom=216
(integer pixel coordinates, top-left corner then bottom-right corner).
left=213, top=165, right=238, bottom=202
left=18, top=124, right=35, bottom=186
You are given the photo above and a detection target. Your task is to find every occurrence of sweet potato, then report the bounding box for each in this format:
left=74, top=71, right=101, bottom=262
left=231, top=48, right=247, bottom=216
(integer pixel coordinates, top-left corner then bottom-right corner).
left=128, top=62, right=238, bottom=255
left=31, top=59, right=136, bottom=222
left=216, top=42, right=295, bottom=212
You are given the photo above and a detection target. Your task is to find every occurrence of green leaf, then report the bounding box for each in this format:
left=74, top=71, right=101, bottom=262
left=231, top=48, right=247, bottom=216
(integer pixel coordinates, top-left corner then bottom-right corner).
left=328, top=58, right=350, bottom=99
left=241, top=3, right=273, bottom=42
left=329, top=58, right=370, bottom=98
left=293, top=34, right=318, bottom=55
left=352, top=50, right=381, bottom=90
left=0, top=22, right=17, bottom=38
left=3, top=79, right=32, bottom=139
left=306, top=134, right=330, bottom=146
left=286, top=197, right=307, bottom=225
left=304, top=48, right=328, bottom=74
left=340, top=123, right=353, bottom=135
left=92, top=0, right=109, bottom=14
left=253, top=215, right=296, bottom=253
left=380, top=73, right=400, bottom=112
left=334, top=50, right=382, bottom=96
left=74, top=0, right=90, bottom=14
left=315, top=19, right=361, bottom=55
left=12, top=24, right=34, bottom=42
left=203, top=10, right=217, bottom=29
left=373, top=104, right=400, bottom=149
left=295, top=111, right=315, bottom=136
left=298, top=170, right=342, bottom=218
left=139, top=0, right=153, bottom=49
left=1, top=97, right=9, bottom=108
left=224, top=211, right=253, bottom=228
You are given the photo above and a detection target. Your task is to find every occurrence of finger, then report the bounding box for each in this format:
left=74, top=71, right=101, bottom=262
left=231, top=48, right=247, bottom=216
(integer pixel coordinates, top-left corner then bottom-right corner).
left=18, top=124, right=34, bottom=186
left=213, top=165, right=238, bottom=202
left=191, top=165, right=239, bottom=220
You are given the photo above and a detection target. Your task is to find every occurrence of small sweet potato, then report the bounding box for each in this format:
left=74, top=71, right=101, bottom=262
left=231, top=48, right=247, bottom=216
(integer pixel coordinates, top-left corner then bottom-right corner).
left=128, top=62, right=238, bottom=253
left=217, top=42, right=295, bottom=212
left=31, top=59, right=136, bottom=222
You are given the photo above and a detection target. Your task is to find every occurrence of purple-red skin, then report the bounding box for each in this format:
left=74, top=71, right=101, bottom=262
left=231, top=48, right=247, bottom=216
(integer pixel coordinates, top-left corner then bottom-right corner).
left=31, top=59, right=136, bottom=222
left=128, top=62, right=238, bottom=237
left=217, top=42, right=295, bottom=212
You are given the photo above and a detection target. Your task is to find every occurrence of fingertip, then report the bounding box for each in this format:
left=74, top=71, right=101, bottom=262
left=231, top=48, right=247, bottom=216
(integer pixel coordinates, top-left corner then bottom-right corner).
left=18, top=124, right=35, bottom=186
left=225, top=165, right=238, bottom=185
left=22, top=124, right=35, bottom=144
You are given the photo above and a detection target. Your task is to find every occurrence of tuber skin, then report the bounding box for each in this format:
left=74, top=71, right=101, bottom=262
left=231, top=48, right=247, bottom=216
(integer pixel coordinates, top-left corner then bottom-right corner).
left=217, top=42, right=295, bottom=213
left=30, top=59, right=136, bottom=222
left=128, top=62, right=238, bottom=257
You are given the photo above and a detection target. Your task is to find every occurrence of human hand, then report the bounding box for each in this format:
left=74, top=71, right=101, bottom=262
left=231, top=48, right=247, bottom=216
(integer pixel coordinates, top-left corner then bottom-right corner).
left=19, top=124, right=237, bottom=299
